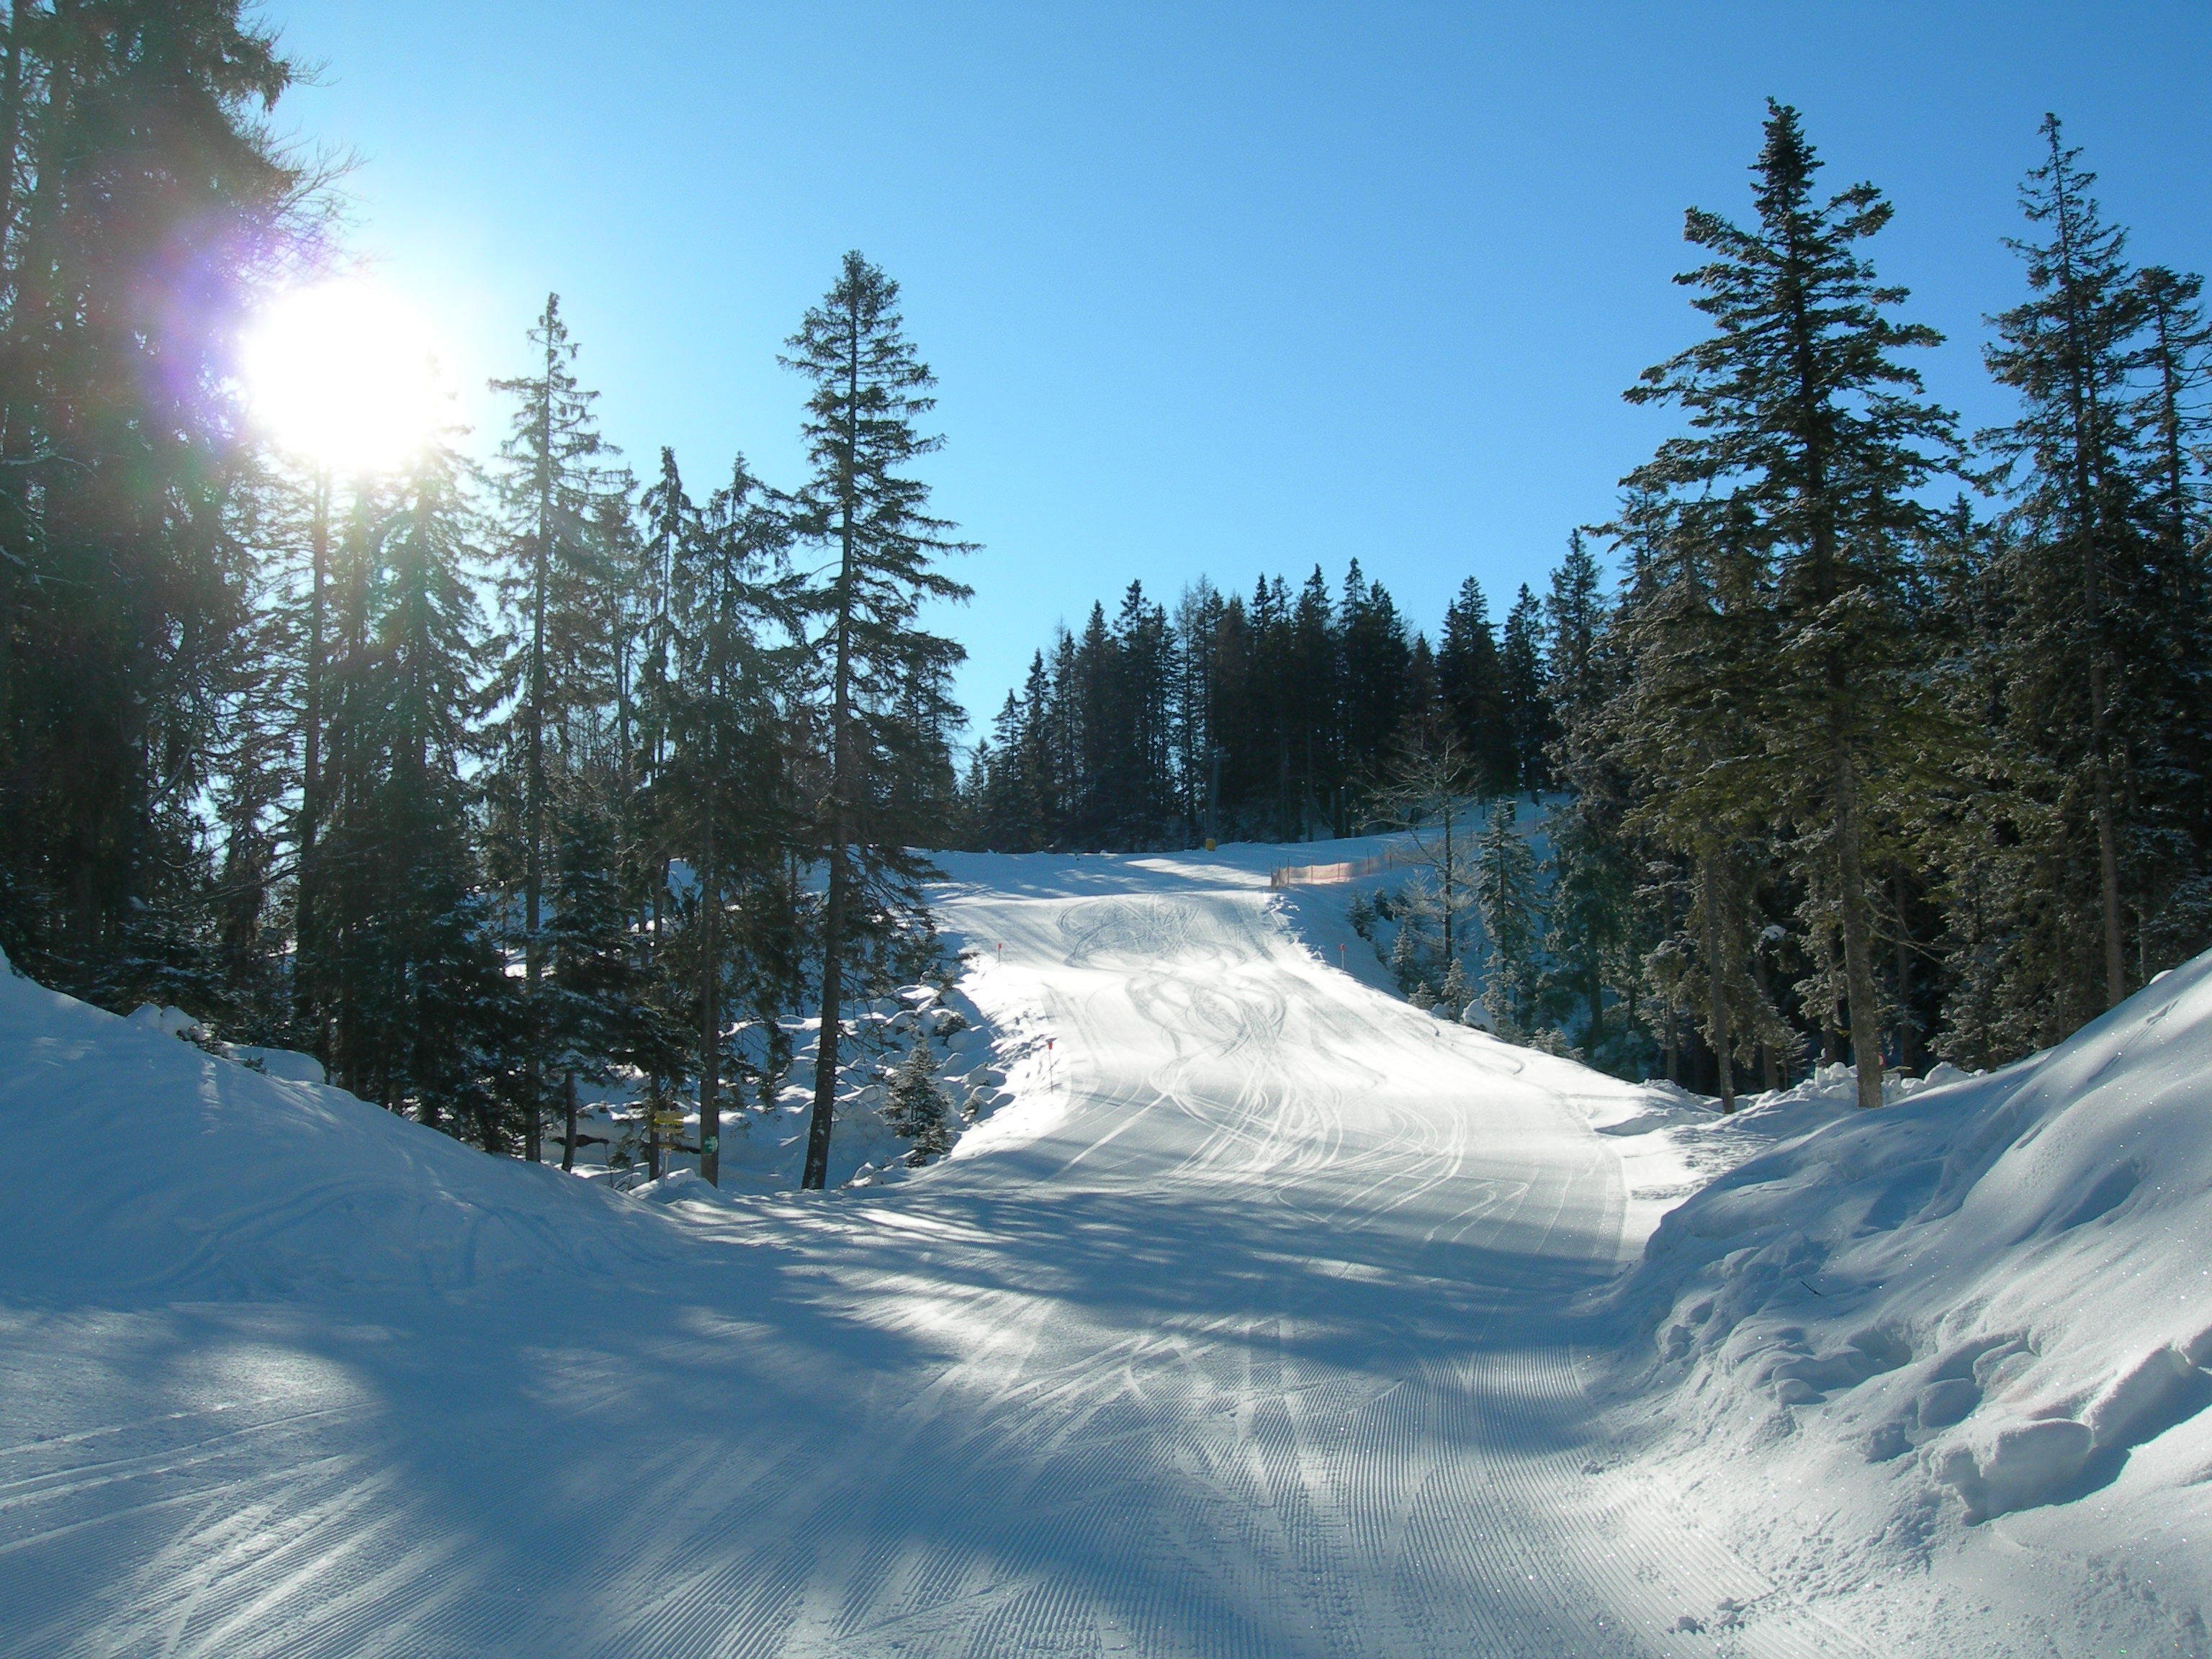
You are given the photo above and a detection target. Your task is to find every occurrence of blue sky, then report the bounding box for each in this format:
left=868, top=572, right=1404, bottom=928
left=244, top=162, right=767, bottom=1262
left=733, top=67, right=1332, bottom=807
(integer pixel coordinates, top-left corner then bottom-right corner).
left=266, top=1, right=2211, bottom=730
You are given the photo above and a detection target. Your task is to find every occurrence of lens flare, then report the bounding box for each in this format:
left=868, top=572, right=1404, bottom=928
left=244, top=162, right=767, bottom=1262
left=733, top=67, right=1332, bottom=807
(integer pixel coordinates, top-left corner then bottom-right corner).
left=240, top=280, right=444, bottom=474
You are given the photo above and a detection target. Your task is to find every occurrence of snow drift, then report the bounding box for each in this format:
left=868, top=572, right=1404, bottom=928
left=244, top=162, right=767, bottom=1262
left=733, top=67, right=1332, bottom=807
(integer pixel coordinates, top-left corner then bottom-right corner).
left=0, top=955, right=688, bottom=1305
left=1609, top=947, right=2212, bottom=1650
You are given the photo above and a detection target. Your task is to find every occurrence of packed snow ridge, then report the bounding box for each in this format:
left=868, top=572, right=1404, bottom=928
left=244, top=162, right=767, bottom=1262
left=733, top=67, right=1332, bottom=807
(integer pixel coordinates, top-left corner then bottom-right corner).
left=3, top=837, right=2209, bottom=1658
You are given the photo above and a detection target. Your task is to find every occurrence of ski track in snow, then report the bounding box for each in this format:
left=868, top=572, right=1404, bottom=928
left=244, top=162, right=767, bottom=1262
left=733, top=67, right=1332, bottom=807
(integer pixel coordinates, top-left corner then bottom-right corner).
left=1, top=852, right=1874, bottom=1658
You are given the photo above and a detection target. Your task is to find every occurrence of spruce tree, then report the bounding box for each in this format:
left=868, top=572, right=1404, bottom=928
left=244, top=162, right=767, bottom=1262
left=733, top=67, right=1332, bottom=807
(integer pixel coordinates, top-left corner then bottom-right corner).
left=2134, top=266, right=2209, bottom=575
left=291, top=464, right=338, bottom=1042
left=783, top=253, right=972, bottom=1192
left=655, top=454, right=800, bottom=1185
left=1437, top=577, right=1509, bottom=796
left=1071, top=601, right=1115, bottom=844
left=1625, top=102, right=1962, bottom=1110
left=1289, top=569, right=1340, bottom=835
left=1437, top=955, right=1471, bottom=1022
left=1915, top=498, right=2015, bottom=1065
left=634, top=445, right=699, bottom=964
left=1541, top=803, right=1635, bottom=1066
left=1602, top=491, right=1782, bottom=1110
left=1008, top=658, right=1058, bottom=849
left=207, top=579, right=295, bottom=1043
left=1377, top=730, right=1481, bottom=968
left=2130, top=264, right=2212, bottom=965
left=1498, top=586, right=1554, bottom=796
left=0, top=2, right=303, bottom=1000
left=637, top=448, right=696, bottom=786
left=1113, top=582, right=1178, bottom=843
left=970, top=692, right=1025, bottom=849
left=1982, top=117, right=2150, bottom=1014
left=316, top=436, right=518, bottom=1133
left=882, top=1042, right=953, bottom=1161
left=1535, top=529, right=1638, bottom=1067
left=488, top=295, right=622, bottom=1161
left=1338, top=562, right=1411, bottom=792
left=1388, top=914, right=1423, bottom=996
left=547, top=788, right=670, bottom=1170
left=1473, top=799, right=1543, bottom=1039
left=1543, top=531, right=1605, bottom=736
left=1172, top=581, right=1225, bottom=837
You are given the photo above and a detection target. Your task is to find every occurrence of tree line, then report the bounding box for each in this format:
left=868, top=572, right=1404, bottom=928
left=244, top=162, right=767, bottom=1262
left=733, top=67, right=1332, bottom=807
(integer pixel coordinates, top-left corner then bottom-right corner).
left=963, top=104, right=2211, bottom=1107
left=0, top=4, right=967, bottom=1182
left=962, top=557, right=1565, bottom=849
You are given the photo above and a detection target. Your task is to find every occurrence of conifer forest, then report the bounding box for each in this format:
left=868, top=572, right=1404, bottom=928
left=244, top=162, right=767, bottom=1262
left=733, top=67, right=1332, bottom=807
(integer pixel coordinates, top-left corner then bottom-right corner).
left=963, top=105, right=2211, bottom=1110
left=0, top=4, right=2203, bottom=1172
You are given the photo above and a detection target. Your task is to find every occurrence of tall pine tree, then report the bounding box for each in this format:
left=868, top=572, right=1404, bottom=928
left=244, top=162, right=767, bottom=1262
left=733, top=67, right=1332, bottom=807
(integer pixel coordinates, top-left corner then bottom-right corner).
left=1625, top=102, right=1961, bottom=1110
left=783, top=252, right=972, bottom=1191
left=488, top=295, right=622, bottom=1161
left=1983, top=118, right=2209, bottom=1017
left=652, top=455, right=799, bottom=1184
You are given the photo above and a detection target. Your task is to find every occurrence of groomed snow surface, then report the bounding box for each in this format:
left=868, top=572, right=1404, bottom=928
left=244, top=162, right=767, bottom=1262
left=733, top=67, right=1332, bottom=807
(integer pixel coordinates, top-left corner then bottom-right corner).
left=3, top=837, right=2209, bottom=1657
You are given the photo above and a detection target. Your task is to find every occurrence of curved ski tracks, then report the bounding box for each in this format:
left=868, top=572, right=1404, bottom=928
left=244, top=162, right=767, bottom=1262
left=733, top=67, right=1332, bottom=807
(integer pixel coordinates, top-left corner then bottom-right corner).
left=0, top=861, right=1873, bottom=1658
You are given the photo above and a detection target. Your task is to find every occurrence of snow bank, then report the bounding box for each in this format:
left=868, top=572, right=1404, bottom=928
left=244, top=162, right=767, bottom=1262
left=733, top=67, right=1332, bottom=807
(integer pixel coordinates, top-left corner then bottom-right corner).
left=1581, top=1080, right=1839, bottom=1253
left=127, top=1001, right=329, bottom=1083
left=0, top=956, right=683, bottom=1305
left=1602, top=949, right=2212, bottom=1650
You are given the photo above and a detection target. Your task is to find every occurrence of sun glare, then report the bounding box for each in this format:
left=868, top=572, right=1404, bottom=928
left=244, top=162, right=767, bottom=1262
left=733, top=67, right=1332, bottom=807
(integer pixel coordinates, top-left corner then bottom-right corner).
left=241, top=280, right=445, bottom=475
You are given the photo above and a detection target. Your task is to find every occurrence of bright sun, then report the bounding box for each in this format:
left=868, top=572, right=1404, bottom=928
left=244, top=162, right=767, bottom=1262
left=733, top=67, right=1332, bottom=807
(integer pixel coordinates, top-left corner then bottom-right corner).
left=240, top=279, right=445, bottom=475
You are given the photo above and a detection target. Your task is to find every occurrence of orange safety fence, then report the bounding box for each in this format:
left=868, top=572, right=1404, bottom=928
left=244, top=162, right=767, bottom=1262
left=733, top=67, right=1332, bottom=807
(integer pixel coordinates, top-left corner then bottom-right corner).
left=1268, top=848, right=1407, bottom=889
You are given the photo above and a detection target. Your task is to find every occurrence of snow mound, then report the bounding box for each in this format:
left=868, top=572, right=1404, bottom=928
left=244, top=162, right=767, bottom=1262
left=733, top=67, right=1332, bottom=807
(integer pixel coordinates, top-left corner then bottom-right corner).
left=630, top=1165, right=747, bottom=1208
left=1606, top=947, right=2212, bottom=1643
left=1744, top=1055, right=1978, bottom=1111
left=1581, top=1075, right=1854, bottom=1252
left=0, top=957, right=683, bottom=1305
left=127, top=1001, right=328, bottom=1082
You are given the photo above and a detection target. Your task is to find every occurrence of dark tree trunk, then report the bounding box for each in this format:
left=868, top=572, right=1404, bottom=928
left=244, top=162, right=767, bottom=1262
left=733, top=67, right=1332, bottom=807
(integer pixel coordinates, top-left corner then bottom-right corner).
left=1832, top=746, right=1885, bottom=1108
left=560, top=1072, right=577, bottom=1174
left=1699, top=849, right=1736, bottom=1114
left=803, top=845, right=848, bottom=1191
left=698, top=809, right=721, bottom=1186
left=522, top=338, right=557, bottom=1166
left=295, top=475, right=331, bottom=1035
left=1892, top=874, right=1917, bottom=1075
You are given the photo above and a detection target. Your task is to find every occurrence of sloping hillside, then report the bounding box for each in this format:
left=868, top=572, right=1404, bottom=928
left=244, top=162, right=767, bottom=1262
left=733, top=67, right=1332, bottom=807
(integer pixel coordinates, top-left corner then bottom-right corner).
left=0, top=959, right=694, bottom=1307
left=1604, top=950, right=2212, bottom=1654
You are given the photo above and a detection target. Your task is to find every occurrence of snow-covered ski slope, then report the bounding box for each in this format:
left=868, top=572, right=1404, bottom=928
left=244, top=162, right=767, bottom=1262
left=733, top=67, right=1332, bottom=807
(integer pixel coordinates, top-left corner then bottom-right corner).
left=3, top=840, right=2208, bottom=1657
